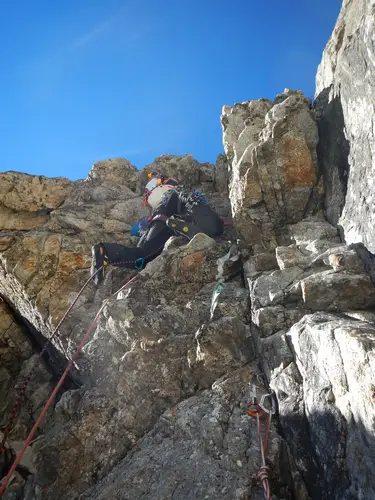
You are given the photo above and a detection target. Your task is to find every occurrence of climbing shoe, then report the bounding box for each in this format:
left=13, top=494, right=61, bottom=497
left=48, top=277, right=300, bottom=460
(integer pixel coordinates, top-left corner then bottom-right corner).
left=90, top=243, right=109, bottom=285
left=166, top=217, right=202, bottom=240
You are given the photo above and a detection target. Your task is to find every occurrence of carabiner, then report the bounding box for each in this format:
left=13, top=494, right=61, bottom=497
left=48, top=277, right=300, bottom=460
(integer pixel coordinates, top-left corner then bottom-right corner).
left=135, top=257, right=145, bottom=270
left=259, top=393, right=277, bottom=415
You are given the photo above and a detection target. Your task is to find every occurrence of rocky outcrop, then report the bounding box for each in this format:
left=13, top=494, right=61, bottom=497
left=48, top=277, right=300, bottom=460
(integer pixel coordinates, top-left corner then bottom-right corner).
left=315, top=0, right=375, bottom=254
left=141, top=154, right=213, bottom=188
left=0, top=172, right=74, bottom=232
left=245, top=215, right=375, bottom=500
left=221, top=89, right=322, bottom=252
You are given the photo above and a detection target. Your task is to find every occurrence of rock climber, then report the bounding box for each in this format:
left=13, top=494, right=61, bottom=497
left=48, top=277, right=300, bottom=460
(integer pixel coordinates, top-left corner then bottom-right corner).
left=90, top=171, right=224, bottom=284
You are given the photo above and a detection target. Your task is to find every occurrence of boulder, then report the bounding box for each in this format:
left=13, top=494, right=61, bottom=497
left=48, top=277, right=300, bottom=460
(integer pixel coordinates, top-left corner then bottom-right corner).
left=271, top=313, right=375, bottom=500
left=87, top=158, right=139, bottom=192
left=141, top=154, right=215, bottom=190
left=221, top=91, right=321, bottom=251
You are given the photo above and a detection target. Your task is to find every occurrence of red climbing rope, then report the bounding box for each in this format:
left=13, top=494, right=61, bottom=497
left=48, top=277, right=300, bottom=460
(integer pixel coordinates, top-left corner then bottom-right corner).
left=247, top=377, right=274, bottom=500
left=0, top=269, right=101, bottom=453
left=0, top=270, right=140, bottom=496
left=256, top=411, right=272, bottom=500
left=0, top=300, right=105, bottom=495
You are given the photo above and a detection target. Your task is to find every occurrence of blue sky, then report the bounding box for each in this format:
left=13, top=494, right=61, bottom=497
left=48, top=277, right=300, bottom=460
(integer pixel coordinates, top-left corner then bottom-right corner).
left=0, top=0, right=342, bottom=180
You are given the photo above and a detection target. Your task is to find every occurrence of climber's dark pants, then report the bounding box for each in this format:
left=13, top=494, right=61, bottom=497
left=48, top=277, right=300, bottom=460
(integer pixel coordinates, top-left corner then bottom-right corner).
left=101, top=220, right=174, bottom=269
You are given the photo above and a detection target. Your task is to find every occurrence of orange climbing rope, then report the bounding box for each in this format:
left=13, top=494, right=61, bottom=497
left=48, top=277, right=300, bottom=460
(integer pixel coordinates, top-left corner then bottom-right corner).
left=0, top=270, right=140, bottom=496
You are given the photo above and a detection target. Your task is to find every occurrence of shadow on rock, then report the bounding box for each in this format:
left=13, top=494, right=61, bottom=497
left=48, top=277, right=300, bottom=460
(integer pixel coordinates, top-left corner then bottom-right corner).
left=272, top=369, right=375, bottom=500
left=314, top=86, right=350, bottom=226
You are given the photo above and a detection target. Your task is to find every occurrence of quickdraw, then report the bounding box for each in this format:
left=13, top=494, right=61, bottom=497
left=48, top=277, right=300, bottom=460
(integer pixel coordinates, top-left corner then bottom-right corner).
left=247, top=375, right=276, bottom=500
left=210, top=243, right=241, bottom=321
left=0, top=268, right=103, bottom=454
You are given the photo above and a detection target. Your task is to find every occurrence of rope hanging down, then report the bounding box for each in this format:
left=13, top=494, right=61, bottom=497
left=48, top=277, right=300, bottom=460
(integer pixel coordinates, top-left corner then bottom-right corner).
left=0, top=269, right=101, bottom=453
left=0, top=268, right=140, bottom=496
left=247, top=375, right=276, bottom=500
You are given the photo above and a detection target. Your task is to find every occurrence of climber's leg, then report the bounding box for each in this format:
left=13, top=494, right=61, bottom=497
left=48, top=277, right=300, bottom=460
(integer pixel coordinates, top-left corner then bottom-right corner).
left=90, top=221, right=175, bottom=284
left=137, top=219, right=175, bottom=255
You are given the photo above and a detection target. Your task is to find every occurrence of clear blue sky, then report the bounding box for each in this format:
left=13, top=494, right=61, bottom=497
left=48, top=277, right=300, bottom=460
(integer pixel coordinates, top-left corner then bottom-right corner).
left=0, top=0, right=342, bottom=180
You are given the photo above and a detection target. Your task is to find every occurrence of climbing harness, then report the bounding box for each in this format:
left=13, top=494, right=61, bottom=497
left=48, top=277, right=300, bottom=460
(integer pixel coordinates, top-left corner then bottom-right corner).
left=151, top=214, right=169, bottom=224
left=0, top=267, right=103, bottom=454
left=247, top=375, right=276, bottom=500
left=0, top=270, right=139, bottom=496
left=136, top=214, right=169, bottom=236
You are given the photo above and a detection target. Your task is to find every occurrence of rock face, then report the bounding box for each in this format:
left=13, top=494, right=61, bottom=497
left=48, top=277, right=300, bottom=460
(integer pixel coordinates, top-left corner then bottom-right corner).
left=0, top=301, right=55, bottom=494
left=315, top=0, right=375, bottom=253
left=1, top=77, right=375, bottom=500
left=29, top=235, right=265, bottom=499
left=0, top=155, right=228, bottom=358
left=81, top=366, right=288, bottom=500
left=0, top=155, right=239, bottom=499
left=221, top=89, right=322, bottom=252
left=245, top=215, right=375, bottom=500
